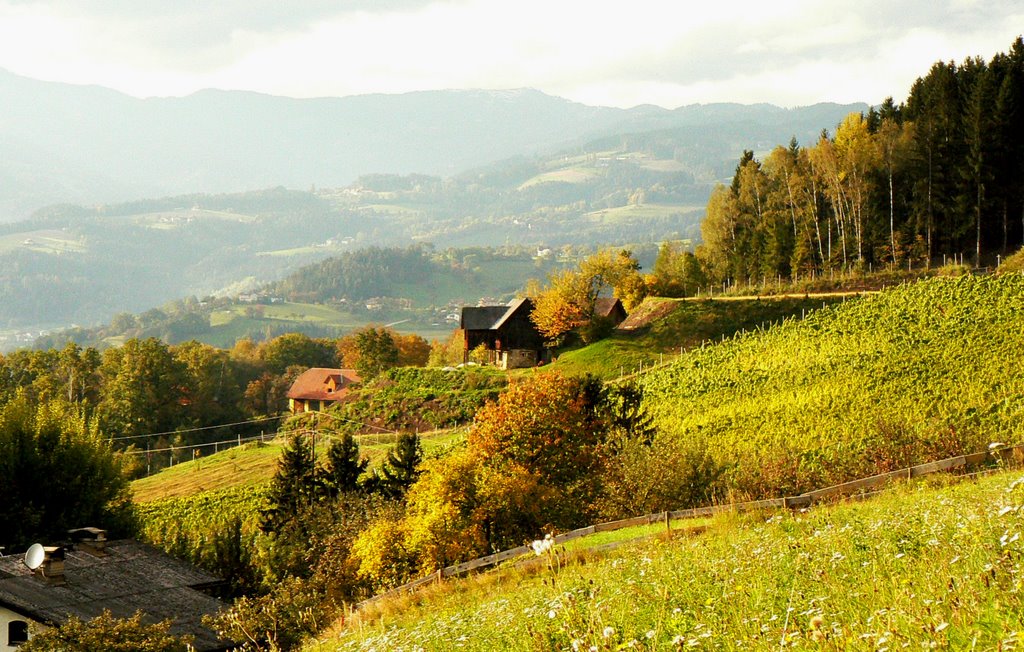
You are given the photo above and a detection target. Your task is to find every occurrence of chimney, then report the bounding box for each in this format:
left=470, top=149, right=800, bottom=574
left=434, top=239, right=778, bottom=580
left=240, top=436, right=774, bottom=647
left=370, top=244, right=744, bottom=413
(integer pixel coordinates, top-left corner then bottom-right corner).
left=36, top=546, right=65, bottom=585
left=68, top=527, right=108, bottom=556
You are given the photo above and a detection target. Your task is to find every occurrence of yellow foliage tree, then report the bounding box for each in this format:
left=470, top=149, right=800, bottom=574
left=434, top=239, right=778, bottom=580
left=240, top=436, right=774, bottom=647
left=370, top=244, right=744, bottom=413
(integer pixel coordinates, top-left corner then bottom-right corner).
left=402, top=450, right=489, bottom=572
left=349, top=517, right=415, bottom=591
left=528, top=249, right=644, bottom=342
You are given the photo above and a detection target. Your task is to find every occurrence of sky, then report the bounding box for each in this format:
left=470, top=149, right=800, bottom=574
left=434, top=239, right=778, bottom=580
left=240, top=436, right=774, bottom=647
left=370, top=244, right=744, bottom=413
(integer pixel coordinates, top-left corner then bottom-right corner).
left=0, top=0, right=1020, bottom=109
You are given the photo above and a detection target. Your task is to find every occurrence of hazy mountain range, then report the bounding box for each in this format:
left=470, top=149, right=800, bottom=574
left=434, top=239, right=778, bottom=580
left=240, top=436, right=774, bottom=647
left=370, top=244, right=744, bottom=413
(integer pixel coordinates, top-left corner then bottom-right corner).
left=0, top=67, right=866, bottom=222
left=0, top=68, right=868, bottom=344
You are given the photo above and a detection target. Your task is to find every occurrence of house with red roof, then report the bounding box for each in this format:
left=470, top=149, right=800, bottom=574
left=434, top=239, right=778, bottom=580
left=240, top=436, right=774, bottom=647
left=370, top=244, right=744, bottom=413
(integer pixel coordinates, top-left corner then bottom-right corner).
left=286, top=367, right=362, bottom=414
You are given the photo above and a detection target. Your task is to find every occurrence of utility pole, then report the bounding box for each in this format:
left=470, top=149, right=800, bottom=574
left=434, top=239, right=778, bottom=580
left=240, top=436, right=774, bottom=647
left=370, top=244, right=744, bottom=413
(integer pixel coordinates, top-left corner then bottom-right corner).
left=311, top=413, right=317, bottom=507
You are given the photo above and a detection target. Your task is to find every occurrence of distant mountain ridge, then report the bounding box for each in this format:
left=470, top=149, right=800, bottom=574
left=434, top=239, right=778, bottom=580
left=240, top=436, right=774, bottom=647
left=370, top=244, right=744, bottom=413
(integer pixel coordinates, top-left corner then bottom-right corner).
left=0, top=67, right=867, bottom=221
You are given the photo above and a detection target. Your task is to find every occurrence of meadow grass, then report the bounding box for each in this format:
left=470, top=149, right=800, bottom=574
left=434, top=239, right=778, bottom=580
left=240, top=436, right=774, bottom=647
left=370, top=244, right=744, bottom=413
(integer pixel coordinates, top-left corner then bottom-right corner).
left=131, top=429, right=465, bottom=503
left=309, top=469, right=1024, bottom=651
left=131, top=440, right=285, bottom=502
left=556, top=518, right=712, bottom=553
left=583, top=203, right=700, bottom=224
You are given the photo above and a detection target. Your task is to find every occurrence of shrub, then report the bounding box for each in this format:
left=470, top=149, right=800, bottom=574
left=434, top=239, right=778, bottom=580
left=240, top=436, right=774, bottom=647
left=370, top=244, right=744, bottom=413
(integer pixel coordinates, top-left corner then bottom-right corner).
left=23, top=610, right=190, bottom=652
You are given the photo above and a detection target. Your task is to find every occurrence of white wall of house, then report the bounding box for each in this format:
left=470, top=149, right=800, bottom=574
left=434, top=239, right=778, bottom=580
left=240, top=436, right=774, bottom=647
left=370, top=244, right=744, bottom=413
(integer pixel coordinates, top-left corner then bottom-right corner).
left=0, top=606, right=33, bottom=650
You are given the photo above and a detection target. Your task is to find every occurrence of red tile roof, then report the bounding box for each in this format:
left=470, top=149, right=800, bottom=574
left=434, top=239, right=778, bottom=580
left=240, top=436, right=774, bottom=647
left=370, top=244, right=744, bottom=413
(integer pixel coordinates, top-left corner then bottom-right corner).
left=286, top=367, right=361, bottom=401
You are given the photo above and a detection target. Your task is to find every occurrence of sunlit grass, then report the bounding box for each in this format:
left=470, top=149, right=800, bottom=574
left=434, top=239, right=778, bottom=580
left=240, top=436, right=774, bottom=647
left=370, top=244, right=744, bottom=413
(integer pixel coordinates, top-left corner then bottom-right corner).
left=551, top=295, right=840, bottom=380
left=131, top=429, right=465, bottom=503
left=309, top=470, right=1024, bottom=651
left=583, top=203, right=701, bottom=224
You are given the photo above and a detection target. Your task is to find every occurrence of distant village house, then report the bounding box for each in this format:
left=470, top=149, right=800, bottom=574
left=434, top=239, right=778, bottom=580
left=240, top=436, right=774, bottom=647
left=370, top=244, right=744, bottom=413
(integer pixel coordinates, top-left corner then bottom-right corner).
left=287, top=367, right=362, bottom=413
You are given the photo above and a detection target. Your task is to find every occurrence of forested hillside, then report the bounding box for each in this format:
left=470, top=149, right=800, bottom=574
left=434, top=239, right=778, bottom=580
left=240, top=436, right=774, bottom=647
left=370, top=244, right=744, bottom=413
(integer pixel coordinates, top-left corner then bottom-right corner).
left=700, top=38, right=1024, bottom=281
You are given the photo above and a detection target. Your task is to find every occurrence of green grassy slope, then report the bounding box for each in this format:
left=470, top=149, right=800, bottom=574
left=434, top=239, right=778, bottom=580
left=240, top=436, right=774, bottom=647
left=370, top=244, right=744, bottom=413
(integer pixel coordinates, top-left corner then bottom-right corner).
left=131, top=429, right=465, bottom=503
left=551, top=295, right=847, bottom=380
left=310, top=470, right=1024, bottom=651
left=640, top=274, right=1024, bottom=497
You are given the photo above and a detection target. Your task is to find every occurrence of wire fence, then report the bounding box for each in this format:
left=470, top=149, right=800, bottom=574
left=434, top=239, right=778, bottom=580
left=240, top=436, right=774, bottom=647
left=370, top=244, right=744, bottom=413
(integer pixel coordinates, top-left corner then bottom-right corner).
left=356, top=443, right=1024, bottom=610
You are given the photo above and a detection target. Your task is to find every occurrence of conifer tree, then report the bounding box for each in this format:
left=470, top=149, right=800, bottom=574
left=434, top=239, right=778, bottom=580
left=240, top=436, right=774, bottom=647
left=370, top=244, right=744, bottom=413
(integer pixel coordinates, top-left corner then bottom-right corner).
left=324, top=430, right=367, bottom=496
left=260, top=431, right=321, bottom=532
left=375, top=432, right=422, bottom=498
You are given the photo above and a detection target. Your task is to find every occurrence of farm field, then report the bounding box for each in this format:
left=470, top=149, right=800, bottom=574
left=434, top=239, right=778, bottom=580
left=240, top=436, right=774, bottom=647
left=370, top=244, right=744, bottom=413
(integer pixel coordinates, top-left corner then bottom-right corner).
left=0, top=229, right=86, bottom=254
left=203, top=301, right=453, bottom=347
left=640, top=274, right=1024, bottom=498
left=583, top=202, right=701, bottom=224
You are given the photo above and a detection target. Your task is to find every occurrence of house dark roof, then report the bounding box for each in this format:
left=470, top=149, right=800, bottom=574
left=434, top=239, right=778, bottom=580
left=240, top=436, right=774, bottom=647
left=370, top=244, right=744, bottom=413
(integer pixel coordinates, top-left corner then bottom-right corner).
left=459, top=305, right=512, bottom=331
left=460, top=298, right=535, bottom=332
left=286, top=367, right=361, bottom=401
left=0, top=539, right=229, bottom=651
left=491, top=298, right=533, bottom=331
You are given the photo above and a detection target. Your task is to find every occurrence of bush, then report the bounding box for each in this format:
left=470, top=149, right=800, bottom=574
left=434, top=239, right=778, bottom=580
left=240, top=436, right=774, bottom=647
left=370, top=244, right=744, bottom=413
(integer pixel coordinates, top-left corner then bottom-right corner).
left=23, top=611, right=190, bottom=652
left=349, top=517, right=417, bottom=591
left=204, top=576, right=329, bottom=652
left=597, top=435, right=726, bottom=519
left=469, top=372, right=609, bottom=531
left=999, top=247, right=1024, bottom=273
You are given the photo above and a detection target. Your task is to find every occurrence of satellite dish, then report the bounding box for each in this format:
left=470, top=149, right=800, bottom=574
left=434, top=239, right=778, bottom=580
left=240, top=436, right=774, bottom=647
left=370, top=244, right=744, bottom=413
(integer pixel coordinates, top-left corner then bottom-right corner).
left=24, top=543, right=44, bottom=570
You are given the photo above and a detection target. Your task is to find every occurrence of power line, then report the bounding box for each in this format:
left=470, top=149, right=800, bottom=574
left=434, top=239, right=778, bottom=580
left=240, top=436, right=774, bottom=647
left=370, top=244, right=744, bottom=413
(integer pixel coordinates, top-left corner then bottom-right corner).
left=122, top=426, right=388, bottom=457
left=123, top=433, right=270, bottom=455
left=307, top=410, right=400, bottom=434
left=107, top=414, right=285, bottom=442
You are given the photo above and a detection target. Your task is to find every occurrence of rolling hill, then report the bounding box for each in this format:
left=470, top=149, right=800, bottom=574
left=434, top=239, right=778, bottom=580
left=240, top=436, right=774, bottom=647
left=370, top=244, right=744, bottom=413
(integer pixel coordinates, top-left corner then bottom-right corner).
left=0, top=66, right=866, bottom=222
left=0, top=69, right=867, bottom=337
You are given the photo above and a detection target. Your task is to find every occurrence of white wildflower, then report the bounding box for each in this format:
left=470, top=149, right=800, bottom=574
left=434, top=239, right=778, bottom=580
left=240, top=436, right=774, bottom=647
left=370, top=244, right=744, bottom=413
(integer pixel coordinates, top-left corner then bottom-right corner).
left=603, top=626, right=616, bottom=639
left=531, top=534, right=554, bottom=556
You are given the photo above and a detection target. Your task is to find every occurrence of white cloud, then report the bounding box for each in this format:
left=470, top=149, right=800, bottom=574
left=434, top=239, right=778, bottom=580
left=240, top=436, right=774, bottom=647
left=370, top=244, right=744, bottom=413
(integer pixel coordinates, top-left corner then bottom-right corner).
left=0, top=0, right=1021, bottom=107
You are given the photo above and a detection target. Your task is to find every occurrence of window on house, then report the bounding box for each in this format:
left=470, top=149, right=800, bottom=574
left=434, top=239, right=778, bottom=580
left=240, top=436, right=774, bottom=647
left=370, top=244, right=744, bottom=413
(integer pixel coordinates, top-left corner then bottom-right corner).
left=8, top=620, right=29, bottom=646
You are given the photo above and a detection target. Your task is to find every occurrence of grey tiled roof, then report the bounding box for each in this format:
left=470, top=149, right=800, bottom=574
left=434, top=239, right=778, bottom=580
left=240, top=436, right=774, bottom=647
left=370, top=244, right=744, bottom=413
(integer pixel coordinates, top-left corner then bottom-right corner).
left=0, top=539, right=229, bottom=651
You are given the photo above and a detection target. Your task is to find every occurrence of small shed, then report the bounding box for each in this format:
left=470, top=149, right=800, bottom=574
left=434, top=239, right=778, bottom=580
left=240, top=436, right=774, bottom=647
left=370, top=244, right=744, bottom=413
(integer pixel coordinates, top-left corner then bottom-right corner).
left=287, top=367, right=362, bottom=413
left=595, top=297, right=627, bottom=327
left=0, top=531, right=229, bottom=651
left=460, top=298, right=546, bottom=369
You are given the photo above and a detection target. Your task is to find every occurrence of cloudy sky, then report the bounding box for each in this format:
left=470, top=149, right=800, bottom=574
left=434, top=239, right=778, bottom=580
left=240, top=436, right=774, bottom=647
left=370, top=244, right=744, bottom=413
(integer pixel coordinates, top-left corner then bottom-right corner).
left=0, top=0, right=1020, bottom=109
